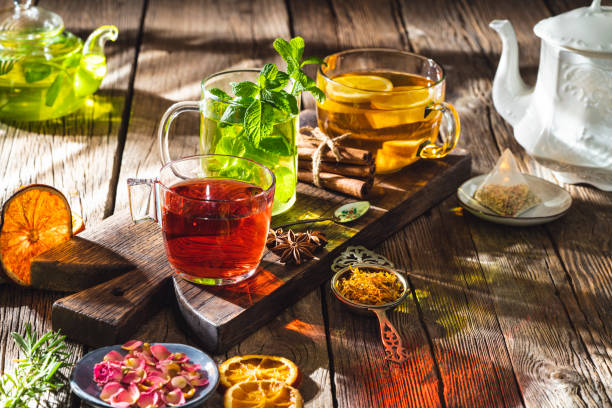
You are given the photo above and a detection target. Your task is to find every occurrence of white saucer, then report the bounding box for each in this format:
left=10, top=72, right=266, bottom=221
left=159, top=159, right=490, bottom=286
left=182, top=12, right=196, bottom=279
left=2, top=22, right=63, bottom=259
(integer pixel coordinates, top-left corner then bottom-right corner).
left=457, top=174, right=572, bottom=226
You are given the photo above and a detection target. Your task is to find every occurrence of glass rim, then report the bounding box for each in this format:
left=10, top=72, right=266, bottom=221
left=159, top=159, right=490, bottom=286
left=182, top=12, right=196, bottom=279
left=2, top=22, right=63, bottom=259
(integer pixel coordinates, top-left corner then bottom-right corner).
left=318, top=48, right=446, bottom=92
left=158, top=154, right=276, bottom=203
left=200, top=68, right=260, bottom=103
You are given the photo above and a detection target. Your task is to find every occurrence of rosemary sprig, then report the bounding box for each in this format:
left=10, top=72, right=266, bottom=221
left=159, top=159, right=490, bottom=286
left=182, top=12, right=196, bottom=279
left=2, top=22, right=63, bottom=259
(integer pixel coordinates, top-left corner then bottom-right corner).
left=0, top=324, right=72, bottom=408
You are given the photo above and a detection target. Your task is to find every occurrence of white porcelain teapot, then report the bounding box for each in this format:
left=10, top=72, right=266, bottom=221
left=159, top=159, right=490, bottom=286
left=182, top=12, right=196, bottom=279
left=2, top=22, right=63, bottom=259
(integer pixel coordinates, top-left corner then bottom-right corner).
left=490, top=0, right=612, bottom=191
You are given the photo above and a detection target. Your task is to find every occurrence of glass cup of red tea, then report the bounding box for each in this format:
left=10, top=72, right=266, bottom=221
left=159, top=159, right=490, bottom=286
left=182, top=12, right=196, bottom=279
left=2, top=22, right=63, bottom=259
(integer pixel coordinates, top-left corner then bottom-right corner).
left=127, top=154, right=275, bottom=285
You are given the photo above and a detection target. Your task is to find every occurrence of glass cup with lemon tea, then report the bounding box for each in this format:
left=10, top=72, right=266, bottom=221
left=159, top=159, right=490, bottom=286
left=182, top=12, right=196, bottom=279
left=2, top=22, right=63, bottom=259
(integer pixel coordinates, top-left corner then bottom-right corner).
left=316, top=49, right=460, bottom=174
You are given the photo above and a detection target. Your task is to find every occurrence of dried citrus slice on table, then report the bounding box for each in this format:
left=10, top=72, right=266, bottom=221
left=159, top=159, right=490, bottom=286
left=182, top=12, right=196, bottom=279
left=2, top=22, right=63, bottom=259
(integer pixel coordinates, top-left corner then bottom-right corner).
left=71, top=212, right=85, bottom=234
left=219, top=355, right=301, bottom=390
left=224, top=380, right=303, bottom=408
left=326, top=74, right=393, bottom=102
left=0, top=185, right=72, bottom=286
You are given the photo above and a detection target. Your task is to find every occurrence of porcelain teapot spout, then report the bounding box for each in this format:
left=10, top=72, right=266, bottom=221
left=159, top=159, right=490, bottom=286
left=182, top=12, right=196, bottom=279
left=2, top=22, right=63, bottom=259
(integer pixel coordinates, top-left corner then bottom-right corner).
left=489, top=19, right=534, bottom=127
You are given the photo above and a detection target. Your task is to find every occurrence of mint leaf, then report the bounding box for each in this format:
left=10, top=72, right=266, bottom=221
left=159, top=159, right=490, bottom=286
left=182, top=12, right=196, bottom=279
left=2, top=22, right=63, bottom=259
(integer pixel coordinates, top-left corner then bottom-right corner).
left=231, top=81, right=259, bottom=98
left=209, top=87, right=231, bottom=101
left=273, top=38, right=298, bottom=73
left=260, top=64, right=289, bottom=91
left=308, top=86, right=326, bottom=103
left=301, top=56, right=326, bottom=67
left=220, top=96, right=253, bottom=124
left=244, top=98, right=272, bottom=146
left=261, top=63, right=279, bottom=81
left=23, top=62, right=52, bottom=83
left=45, top=73, right=65, bottom=106
left=261, top=90, right=298, bottom=115
left=259, top=135, right=292, bottom=157
left=289, top=37, right=305, bottom=61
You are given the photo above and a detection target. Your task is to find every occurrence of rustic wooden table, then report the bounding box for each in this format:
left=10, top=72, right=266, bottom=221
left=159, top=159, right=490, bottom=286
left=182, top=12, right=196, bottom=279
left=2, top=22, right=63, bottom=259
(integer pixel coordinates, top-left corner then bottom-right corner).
left=1, top=0, right=611, bottom=407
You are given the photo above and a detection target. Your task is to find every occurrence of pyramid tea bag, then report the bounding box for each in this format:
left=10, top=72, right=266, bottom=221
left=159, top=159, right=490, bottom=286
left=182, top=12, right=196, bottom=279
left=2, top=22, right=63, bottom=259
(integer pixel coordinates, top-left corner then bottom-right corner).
left=473, top=149, right=541, bottom=216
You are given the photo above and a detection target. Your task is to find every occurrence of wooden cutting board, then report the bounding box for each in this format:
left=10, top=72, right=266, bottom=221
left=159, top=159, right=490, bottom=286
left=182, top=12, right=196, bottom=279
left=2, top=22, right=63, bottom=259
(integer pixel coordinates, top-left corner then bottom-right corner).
left=46, top=151, right=470, bottom=353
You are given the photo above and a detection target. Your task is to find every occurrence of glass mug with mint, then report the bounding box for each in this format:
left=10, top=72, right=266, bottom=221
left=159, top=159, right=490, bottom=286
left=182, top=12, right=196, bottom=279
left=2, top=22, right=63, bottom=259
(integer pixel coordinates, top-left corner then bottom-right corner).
left=158, top=37, right=325, bottom=215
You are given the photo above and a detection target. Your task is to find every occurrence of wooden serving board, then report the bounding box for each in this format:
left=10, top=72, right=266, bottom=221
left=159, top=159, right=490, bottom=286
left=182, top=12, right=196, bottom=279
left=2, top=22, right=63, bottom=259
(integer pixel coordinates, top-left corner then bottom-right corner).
left=47, top=151, right=470, bottom=352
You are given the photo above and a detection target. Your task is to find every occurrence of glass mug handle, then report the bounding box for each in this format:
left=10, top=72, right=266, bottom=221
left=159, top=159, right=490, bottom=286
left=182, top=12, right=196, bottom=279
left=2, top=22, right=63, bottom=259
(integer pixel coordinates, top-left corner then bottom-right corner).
left=417, top=102, right=461, bottom=159
left=127, top=178, right=159, bottom=224
left=158, top=101, right=200, bottom=165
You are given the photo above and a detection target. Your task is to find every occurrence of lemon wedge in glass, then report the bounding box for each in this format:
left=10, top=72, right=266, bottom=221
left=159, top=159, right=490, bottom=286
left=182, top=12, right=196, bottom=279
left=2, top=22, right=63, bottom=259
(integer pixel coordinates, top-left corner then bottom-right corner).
left=326, top=74, right=393, bottom=103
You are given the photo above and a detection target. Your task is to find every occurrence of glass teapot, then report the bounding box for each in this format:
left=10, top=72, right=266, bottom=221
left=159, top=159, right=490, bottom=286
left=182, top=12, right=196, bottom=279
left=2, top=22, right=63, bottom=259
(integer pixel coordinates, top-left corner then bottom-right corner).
left=0, top=0, right=118, bottom=121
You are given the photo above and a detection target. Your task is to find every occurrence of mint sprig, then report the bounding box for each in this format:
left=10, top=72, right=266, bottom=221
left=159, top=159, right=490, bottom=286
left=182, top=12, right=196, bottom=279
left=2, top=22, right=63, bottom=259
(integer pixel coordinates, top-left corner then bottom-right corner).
left=209, top=36, right=325, bottom=146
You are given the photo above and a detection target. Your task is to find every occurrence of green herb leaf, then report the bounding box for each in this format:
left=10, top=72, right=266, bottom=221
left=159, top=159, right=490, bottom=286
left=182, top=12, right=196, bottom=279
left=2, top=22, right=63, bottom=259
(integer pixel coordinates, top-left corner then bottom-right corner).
left=308, top=86, right=326, bottom=103
left=261, top=89, right=298, bottom=115
left=301, top=56, right=326, bottom=67
left=273, top=38, right=299, bottom=73
left=10, top=332, right=28, bottom=353
left=220, top=96, right=253, bottom=125
left=208, top=87, right=231, bottom=101
left=22, top=62, right=52, bottom=83
left=231, top=81, right=259, bottom=98
left=259, top=64, right=290, bottom=91
left=1, top=324, right=72, bottom=408
left=244, top=98, right=263, bottom=145
left=46, top=73, right=65, bottom=107
left=259, top=134, right=292, bottom=157
left=289, top=37, right=305, bottom=61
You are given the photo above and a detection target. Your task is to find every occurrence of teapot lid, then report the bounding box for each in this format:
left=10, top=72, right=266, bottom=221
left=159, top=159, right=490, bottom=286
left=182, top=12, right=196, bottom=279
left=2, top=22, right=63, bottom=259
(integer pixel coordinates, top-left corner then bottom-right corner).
left=534, top=0, right=612, bottom=53
left=0, top=0, right=64, bottom=41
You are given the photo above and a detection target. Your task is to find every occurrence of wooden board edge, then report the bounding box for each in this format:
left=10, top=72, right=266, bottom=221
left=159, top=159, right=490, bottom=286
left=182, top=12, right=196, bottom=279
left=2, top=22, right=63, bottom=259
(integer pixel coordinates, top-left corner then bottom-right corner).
left=52, top=274, right=173, bottom=347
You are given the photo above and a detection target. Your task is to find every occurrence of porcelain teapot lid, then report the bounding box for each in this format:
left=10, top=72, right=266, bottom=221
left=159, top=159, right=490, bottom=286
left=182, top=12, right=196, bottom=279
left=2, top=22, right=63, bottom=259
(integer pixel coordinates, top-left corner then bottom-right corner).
left=0, top=0, right=64, bottom=42
left=533, top=0, right=612, bottom=53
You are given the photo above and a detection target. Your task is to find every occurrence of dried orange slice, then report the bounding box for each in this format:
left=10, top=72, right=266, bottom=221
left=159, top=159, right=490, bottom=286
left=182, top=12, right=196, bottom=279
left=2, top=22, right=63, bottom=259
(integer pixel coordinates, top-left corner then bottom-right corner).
left=219, top=355, right=301, bottom=390
left=0, top=185, right=72, bottom=286
left=224, top=380, right=303, bottom=408
left=72, top=212, right=85, bottom=235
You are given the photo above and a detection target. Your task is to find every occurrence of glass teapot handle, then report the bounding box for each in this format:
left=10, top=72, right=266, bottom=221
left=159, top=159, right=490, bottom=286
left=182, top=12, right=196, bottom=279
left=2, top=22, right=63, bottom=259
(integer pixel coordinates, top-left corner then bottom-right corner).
left=157, top=101, right=200, bottom=165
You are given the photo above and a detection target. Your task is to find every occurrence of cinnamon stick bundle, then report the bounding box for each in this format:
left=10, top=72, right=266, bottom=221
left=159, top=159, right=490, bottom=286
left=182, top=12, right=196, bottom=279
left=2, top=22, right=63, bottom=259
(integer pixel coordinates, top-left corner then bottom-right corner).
left=298, top=159, right=375, bottom=179
left=298, top=170, right=373, bottom=199
left=298, top=127, right=372, bottom=165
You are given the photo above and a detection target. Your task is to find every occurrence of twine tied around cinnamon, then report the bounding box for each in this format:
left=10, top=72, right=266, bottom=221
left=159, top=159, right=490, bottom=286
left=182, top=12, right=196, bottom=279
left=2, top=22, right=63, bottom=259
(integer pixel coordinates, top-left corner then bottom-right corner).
left=300, top=126, right=351, bottom=187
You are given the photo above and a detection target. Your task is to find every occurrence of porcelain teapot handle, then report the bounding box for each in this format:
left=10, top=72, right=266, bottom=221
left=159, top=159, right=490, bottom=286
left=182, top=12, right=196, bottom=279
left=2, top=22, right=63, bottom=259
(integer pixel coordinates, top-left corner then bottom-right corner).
left=14, top=0, right=32, bottom=9
left=417, top=101, right=461, bottom=160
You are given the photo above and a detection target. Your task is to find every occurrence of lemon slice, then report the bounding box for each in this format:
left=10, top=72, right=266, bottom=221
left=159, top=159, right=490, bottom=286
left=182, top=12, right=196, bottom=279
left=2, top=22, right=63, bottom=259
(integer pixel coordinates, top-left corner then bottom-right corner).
left=224, top=380, right=303, bottom=408
left=375, top=149, right=419, bottom=174
left=371, top=85, right=432, bottom=110
left=326, top=75, right=393, bottom=103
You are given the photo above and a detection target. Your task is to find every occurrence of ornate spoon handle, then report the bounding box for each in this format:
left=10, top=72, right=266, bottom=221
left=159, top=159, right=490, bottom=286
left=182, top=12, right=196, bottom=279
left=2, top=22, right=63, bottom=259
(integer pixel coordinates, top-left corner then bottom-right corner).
left=372, top=309, right=409, bottom=364
left=272, top=217, right=333, bottom=230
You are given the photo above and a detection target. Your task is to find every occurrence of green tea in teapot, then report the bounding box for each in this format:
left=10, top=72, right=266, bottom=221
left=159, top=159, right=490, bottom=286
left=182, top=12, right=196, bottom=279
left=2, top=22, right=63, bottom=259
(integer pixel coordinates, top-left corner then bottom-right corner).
left=0, top=1, right=117, bottom=121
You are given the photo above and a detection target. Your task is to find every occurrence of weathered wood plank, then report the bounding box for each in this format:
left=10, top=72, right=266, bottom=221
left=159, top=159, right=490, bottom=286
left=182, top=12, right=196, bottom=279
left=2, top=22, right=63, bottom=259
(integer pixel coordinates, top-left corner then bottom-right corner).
left=0, top=1, right=145, bottom=406
left=288, top=1, right=459, bottom=407
left=434, top=0, right=612, bottom=406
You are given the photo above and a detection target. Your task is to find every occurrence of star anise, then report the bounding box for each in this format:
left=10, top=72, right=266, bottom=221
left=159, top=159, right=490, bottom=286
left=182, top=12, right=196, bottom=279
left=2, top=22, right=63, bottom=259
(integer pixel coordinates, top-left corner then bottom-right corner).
left=271, top=229, right=316, bottom=265
left=304, top=230, right=328, bottom=250
left=266, top=228, right=285, bottom=249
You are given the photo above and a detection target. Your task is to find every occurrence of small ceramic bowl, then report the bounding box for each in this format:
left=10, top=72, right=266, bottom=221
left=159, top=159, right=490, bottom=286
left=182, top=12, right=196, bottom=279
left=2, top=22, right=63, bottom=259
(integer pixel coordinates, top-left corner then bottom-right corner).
left=70, top=343, right=219, bottom=408
left=457, top=174, right=572, bottom=226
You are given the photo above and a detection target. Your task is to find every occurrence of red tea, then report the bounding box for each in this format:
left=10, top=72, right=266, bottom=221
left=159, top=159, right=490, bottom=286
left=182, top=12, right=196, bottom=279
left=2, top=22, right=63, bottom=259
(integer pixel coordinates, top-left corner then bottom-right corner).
left=161, top=178, right=273, bottom=283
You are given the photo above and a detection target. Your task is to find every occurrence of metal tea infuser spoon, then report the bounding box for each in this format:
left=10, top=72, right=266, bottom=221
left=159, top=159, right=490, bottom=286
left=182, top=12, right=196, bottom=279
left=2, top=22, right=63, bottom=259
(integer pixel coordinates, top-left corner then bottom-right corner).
left=330, top=263, right=410, bottom=364
left=273, top=201, right=370, bottom=230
